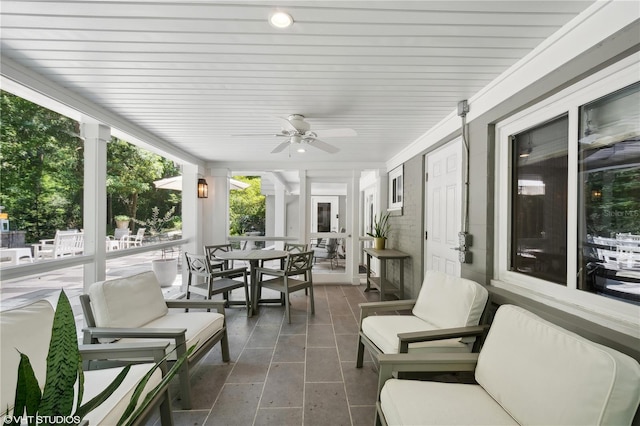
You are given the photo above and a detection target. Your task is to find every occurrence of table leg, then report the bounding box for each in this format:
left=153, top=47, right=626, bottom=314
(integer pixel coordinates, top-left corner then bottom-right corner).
left=380, top=259, right=387, bottom=301
left=399, top=259, right=404, bottom=299
left=364, top=253, right=372, bottom=292
left=249, top=260, right=259, bottom=315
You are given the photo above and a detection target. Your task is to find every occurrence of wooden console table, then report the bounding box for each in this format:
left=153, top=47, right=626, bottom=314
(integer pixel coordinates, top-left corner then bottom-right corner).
left=363, top=247, right=410, bottom=300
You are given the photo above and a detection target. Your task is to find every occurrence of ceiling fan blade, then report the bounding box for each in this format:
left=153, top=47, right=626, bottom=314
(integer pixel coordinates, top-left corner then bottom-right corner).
left=271, top=141, right=291, bottom=153
left=231, top=132, right=288, bottom=137
left=307, top=138, right=340, bottom=154
left=312, top=128, right=357, bottom=138
left=274, top=116, right=299, bottom=133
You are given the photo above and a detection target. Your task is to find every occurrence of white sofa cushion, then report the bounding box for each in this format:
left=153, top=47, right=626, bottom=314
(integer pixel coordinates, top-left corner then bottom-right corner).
left=117, top=311, right=225, bottom=360
left=380, top=379, right=518, bottom=426
left=412, top=270, right=488, bottom=337
left=0, top=299, right=54, bottom=413
left=89, top=271, right=168, bottom=329
left=476, top=305, right=640, bottom=426
left=83, top=363, right=161, bottom=426
left=362, top=315, right=469, bottom=354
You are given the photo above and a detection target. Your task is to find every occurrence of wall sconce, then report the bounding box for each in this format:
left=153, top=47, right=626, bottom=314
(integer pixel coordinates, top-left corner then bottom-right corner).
left=197, top=178, right=208, bottom=198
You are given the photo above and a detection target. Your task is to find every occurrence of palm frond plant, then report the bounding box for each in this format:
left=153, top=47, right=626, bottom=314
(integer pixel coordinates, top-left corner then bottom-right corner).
left=7, top=290, right=193, bottom=426
left=367, top=212, right=391, bottom=249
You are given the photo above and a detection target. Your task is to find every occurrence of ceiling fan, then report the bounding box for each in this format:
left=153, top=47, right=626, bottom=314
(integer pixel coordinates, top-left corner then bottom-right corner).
left=232, top=114, right=357, bottom=154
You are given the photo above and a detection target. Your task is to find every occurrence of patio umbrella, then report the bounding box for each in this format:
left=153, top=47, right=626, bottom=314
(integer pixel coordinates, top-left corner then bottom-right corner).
left=153, top=176, right=249, bottom=191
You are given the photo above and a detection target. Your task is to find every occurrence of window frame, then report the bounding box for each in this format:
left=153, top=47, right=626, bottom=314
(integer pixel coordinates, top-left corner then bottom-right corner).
left=388, top=165, right=404, bottom=212
left=494, top=53, right=640, bottom=325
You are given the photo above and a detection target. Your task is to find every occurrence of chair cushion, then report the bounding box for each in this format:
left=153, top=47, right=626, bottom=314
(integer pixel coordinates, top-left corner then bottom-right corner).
left=89, top=271, right=168, bottom=329
left=361, top=315, right=469, bottom=354
left=83, top=363, right=161, bottom=426
left=476, top=305, right=640, bottom=426
left=0, top=299, right=54, bottom=413
left=117, top=311, right=225, bottom=361
left=412, top=270, right=488, bottom=337
left=380, top=379, right=518, bottom=426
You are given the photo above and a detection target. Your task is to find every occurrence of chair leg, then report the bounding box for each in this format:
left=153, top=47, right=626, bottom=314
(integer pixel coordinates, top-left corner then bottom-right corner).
left=308, top=284, right=315, bottom=315
left=159, top=388, right=174, bottom=425
left=284, top=290, right=291, bottom=324
left=178, top=362, right=192, bottom=409
left=356, top=336, right=365, bottom=368
left=221, top=328, right=230, bottom=362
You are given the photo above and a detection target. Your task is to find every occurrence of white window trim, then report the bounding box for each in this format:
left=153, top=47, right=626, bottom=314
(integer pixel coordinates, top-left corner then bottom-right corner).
left=494, top=53, right=640, bottom=335
left=388, top=165, right=404, bottom=212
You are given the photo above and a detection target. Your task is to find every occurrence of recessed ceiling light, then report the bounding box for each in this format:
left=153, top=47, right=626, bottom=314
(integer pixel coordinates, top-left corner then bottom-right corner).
left=297, top=147, right=306, bottom=153
left=269, top=11, right=293, bottom=28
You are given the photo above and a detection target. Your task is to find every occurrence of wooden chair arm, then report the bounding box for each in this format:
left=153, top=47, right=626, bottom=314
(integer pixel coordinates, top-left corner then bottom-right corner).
left=83, top=326, right=187, bottom=340
left=79, top=342, right=169, bottom=364
left=377, top=352, right=479, bottom=395
left=359, top=299, right=417, bottom=326
left=398, top=324, right=489, bottom=352
left=165, top=299, right=226, bottom=312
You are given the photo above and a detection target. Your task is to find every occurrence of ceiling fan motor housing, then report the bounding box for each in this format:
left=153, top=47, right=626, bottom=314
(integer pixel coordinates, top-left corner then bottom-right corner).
left=287, top=114, right=310, bottom=133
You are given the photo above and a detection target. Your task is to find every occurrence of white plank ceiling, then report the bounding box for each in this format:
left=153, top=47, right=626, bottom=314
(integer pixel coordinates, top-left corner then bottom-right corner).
left=0, top=1, right=594, bottom=167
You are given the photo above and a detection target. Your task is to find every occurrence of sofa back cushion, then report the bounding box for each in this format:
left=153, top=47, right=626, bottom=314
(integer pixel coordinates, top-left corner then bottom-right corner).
left=476, top=305, right=640, bottom=425
left=412, top=270, right=488, bottom=331
left=0, top=299, right=55, bottom=413
left=89, top=271, right=168, bottom=329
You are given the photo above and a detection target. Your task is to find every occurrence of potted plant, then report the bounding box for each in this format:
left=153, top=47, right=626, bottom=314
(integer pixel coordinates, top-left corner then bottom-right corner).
left=367, top=212, right=390, bottom=250
left=114, top=215, right=130, bottom=229
left=134, top=207, right=178, bottom=287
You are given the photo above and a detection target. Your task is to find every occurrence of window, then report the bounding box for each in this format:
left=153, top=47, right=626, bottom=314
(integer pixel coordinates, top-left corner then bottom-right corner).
left=389, top=165, right=403, bottom=211
left=496, top=55, right=640, bottom=318
left=577, top=82, right=640, bottom=304
left=511, top=116, right=568, bottom=285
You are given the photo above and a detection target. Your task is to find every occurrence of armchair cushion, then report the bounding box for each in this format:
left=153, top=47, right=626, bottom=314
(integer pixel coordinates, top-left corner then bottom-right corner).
left=89, top=271, right=169, bottom=330
left=412, top=270, right=488, bottom=335
left=83, top=364, right=161, bottom=426
left=475, top=305, right=640, bottom=426
left=118, top=311, right=225, bottom=361
left=361, top=315, right=468, bottom=354
left=380, top=380, right=517, bottom=426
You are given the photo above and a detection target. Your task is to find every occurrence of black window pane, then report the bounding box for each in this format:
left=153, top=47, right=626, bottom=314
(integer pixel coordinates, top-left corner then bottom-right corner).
left=578, top=82, right=640, bottom=305
left=511, top=116, right=568, bottom=284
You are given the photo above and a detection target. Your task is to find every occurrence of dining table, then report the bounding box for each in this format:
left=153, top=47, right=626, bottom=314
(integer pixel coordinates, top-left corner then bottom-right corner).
left=214, top=249, right=289, bottom=315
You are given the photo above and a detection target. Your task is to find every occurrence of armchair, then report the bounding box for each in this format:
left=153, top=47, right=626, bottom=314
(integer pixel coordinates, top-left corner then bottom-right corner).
left=80, top=271, right=230, bottom=410
left=121, top=227, right=145, bottom=248
left=357, top=270, right=488, bottom=368
left=1, top=299, right=174, bottom=426
left=313, top=237, right=338, bottom=269
left=376, top=305, right=640, bottom=425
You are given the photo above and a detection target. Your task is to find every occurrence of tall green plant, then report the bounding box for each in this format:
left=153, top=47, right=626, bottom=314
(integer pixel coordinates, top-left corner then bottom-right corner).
left=367, top=212, right=390, bottom=239
left=7, top=291, right=193, bottom=426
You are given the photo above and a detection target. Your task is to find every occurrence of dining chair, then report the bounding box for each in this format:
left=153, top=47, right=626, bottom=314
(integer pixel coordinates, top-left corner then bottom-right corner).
left=185, top=252, right=251, bottom=316
left=255, top=251, right=314, bottom=323
left=204, top=244, right=235, bottom=271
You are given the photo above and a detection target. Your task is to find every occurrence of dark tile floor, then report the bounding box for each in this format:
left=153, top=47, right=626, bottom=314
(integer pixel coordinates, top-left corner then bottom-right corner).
left=163, top=284, right=380, bottom=426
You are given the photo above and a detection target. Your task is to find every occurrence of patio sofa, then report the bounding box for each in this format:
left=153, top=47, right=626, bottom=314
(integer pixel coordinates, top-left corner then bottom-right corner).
left=80, top=271, right=230, bottom=410
left=1, top=298, right=173, bottom=425
left=376, top=304, right=640, bottom=425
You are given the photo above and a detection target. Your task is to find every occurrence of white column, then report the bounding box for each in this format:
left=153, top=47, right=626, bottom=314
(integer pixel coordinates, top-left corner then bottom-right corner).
left=81, top=119, right=109, bottom=290
left=180, top=163, right=200, bottom=290
left=298, top=170, right=309, bottom=245
left=348, top=169, right=361, bottom=285
left=204, top=168, right=230, bottom=246
left=274, top=179, right=286, bottom=249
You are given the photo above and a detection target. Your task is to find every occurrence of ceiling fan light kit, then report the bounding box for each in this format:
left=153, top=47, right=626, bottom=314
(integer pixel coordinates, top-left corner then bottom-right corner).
left=269, top=11, right=293, bottom=28
left=232, top=114, right=356, bottom=155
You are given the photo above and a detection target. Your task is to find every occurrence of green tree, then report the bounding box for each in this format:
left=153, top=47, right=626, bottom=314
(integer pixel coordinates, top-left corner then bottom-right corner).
left=107, top=138, right=180, bottom=231
left=0, top=91, right=83, bottom=242
left=229, top=176, right=265, bottom=236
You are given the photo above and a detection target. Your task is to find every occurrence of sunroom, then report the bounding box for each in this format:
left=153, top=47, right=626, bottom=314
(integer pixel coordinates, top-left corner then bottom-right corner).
left=1, top=1, right=639, bottom=425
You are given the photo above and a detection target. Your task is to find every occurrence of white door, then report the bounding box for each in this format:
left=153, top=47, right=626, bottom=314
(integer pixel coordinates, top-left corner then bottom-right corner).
left=425, top=138, right=463, bottom=276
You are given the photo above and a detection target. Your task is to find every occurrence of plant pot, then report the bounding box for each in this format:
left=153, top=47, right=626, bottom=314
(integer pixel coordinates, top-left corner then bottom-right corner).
left=374, top=237, right=386, bottom=250
left=152, top=258, right=177, bottom=287
left=116, top=220, right=129, bottom=229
